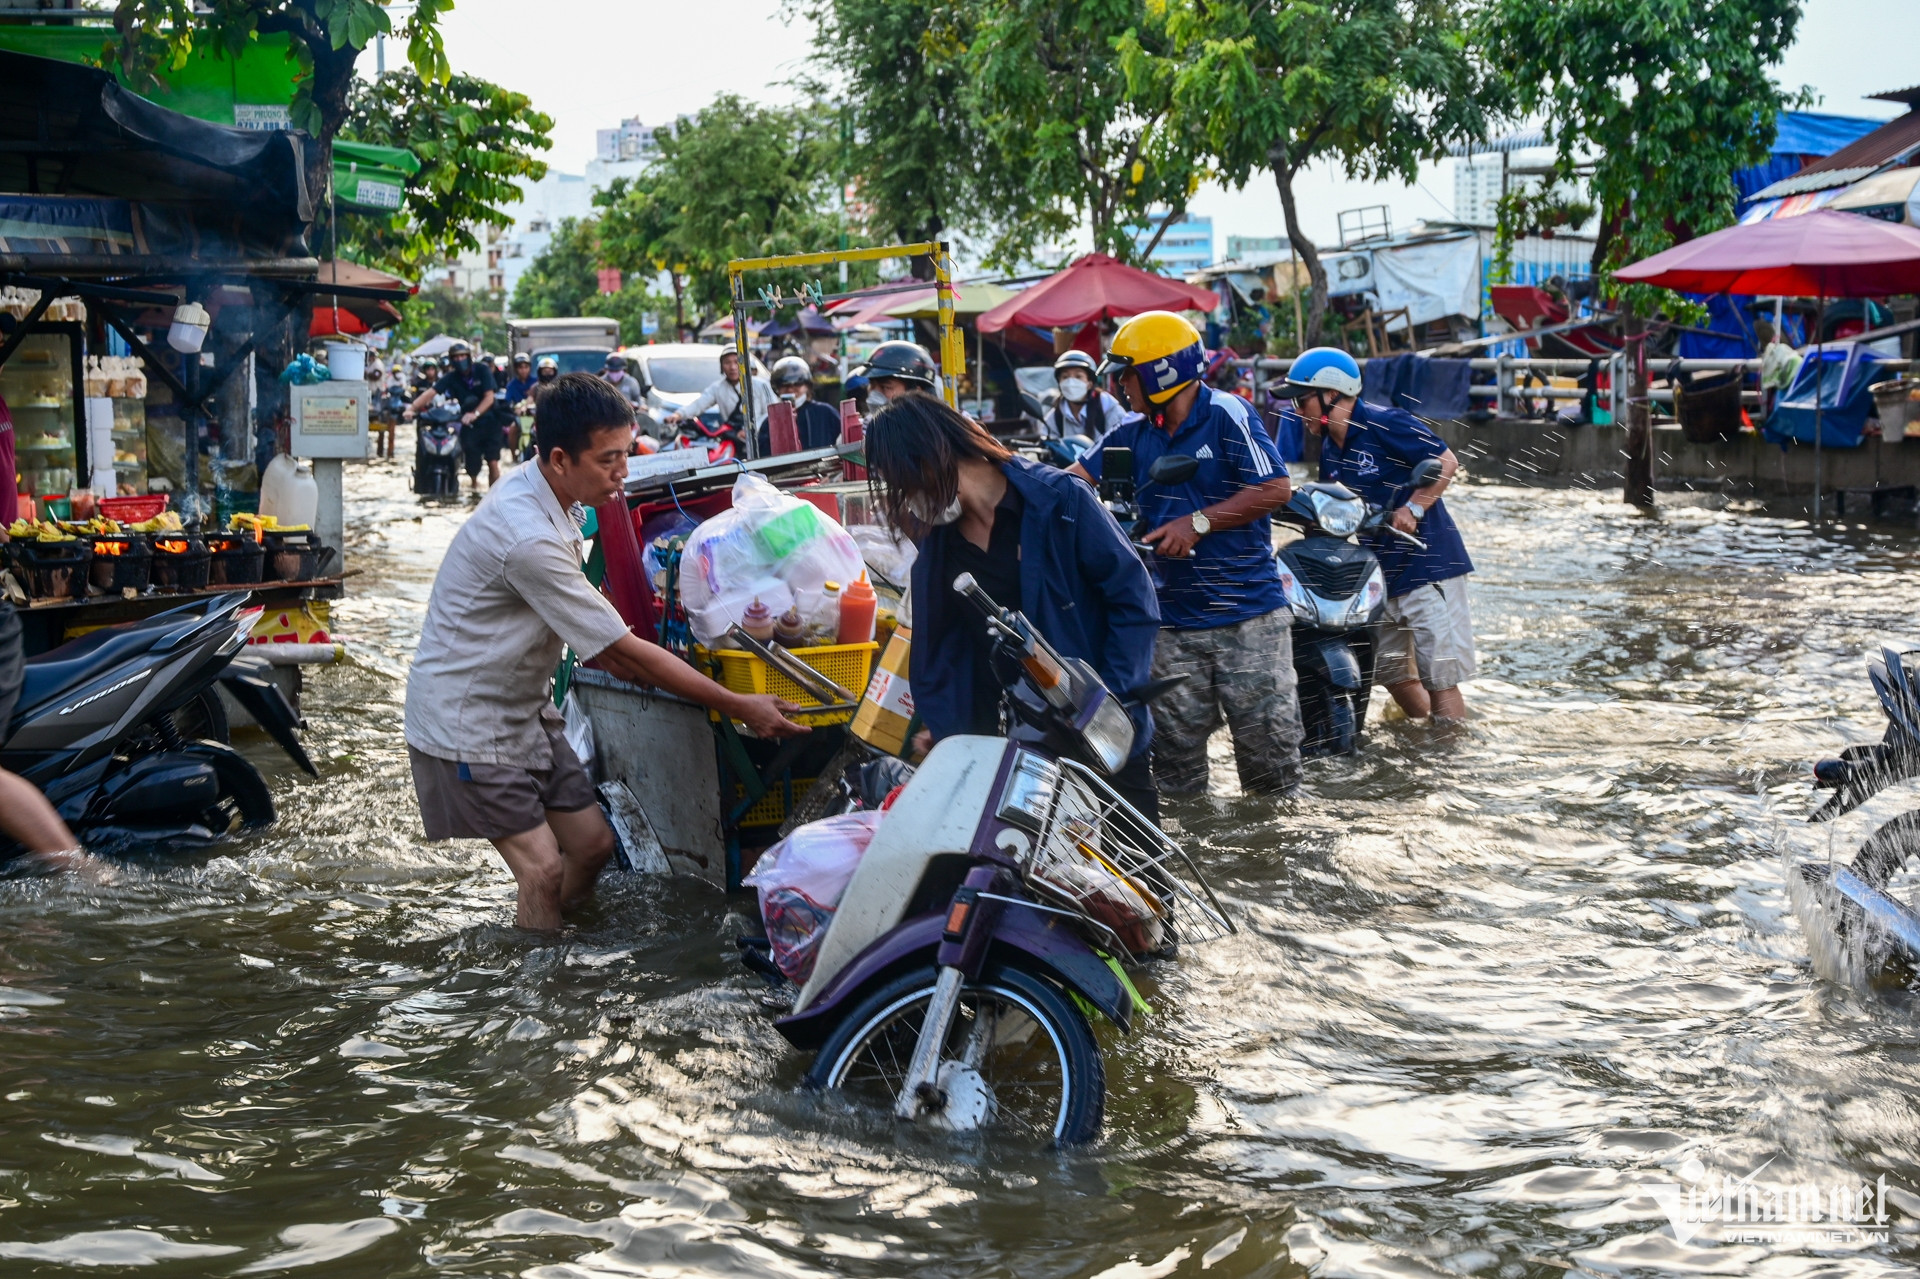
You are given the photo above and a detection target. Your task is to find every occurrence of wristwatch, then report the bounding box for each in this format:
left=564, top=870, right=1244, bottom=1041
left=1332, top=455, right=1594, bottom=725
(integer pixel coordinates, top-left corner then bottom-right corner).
left=1189, top=511, right=1212, bottom=536
left=1406, top=502, right=1428, bottom=523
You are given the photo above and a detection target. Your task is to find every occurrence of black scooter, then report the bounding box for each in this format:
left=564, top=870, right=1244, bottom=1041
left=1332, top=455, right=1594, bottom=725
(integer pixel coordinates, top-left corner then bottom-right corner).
left=413, top=398, right=462, bottom=496
left=1274, top=457, right=1440, bottom=755
left=2, top=593, right=317, bottom=856
left=1789, top=643, right=1920, bottom=982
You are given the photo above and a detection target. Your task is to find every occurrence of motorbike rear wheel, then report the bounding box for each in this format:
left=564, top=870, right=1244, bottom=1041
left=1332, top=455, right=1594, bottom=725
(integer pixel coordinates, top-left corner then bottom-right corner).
left=1854, top=810, right=1920, bottom=891
left=805, top=963, right=1104, bottom=1146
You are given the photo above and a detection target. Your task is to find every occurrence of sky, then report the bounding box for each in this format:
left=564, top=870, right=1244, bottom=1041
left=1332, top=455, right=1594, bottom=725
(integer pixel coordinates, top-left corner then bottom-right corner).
left=433, top=0, right=1920, bottom=255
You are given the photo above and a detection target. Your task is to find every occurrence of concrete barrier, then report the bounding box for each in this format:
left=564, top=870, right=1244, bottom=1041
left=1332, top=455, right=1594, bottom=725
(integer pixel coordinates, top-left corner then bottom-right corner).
left=1421, top=419, right=1920, bottom=509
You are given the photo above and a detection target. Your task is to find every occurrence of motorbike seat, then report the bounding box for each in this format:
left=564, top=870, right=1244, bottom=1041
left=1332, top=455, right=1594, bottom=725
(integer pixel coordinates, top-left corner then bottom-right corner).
left=17, top=614, right=184, bottom=711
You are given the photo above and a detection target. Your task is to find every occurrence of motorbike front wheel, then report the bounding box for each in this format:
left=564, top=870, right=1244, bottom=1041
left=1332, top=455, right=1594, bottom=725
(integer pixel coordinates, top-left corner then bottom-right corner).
left=805, top=963, right=1104, bottom=1146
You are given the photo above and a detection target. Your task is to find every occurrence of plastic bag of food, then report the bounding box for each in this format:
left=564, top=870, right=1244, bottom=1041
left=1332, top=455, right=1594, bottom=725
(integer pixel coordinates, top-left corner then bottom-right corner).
left=679, top=473, right=863, bottom=646
left=743, top=810, right=884, bottom=983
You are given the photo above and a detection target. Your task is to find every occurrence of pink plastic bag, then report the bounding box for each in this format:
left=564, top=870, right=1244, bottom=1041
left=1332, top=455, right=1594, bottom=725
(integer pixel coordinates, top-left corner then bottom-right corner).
left=743, top=810, right=883, bottom=983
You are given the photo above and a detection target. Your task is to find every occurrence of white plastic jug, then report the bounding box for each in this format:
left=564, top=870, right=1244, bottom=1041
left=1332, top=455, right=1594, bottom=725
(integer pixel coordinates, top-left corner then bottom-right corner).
left=281, top=461, right=320, bottom=530
left=257, top=453, right=298, bottom=521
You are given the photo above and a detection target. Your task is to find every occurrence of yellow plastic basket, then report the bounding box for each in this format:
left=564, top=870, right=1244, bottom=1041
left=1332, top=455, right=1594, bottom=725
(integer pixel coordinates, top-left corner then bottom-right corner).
left=695, top=639, right=877, bottom=727
left=734, top=777, right=818, bottom=828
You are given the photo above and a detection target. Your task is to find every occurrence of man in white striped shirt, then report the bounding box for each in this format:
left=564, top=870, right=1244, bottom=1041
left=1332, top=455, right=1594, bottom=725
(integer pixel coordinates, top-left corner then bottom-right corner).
left=1069, top=311, right=1303, bottom=797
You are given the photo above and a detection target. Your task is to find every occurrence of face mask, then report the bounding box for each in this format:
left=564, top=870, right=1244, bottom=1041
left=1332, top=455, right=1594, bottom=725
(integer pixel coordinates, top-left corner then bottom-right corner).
left=538, top=371, right=555, bottom=382
left=782, top=392, right=805, bottom=405
left=905, top=493, right=963, bottom=526
left=1059, top=376, right=1090, bottom=403
left=866, top=391, right=888, bottom=412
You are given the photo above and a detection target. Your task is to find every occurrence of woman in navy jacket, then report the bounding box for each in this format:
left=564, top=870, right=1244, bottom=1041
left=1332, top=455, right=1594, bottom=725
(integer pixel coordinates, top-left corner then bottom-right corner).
left=864, top=394, right=1162, bottom=816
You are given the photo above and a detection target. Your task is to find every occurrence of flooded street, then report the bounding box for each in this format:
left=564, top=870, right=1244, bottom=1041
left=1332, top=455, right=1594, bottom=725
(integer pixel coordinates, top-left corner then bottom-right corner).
left=4, top=443, right=1920, bottom=1277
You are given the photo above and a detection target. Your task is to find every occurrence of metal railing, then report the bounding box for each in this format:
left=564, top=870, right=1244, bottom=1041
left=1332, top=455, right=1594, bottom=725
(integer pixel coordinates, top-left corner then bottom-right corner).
left=1233, top=355, right=1918, bottom=421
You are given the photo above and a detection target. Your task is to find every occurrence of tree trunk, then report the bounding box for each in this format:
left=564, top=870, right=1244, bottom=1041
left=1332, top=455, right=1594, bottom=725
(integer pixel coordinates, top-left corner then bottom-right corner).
left=1623, top=314, right=1654, bottom=507
left=1269, top=148, right=1327, bottom=346
left=672, top=271, right=686, bottom=340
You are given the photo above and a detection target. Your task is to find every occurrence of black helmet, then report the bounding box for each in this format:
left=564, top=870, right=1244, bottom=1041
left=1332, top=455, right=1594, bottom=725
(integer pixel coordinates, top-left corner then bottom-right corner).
left=770, top=355, right=811, bottom=389
left=1053, top=350, right=1098, bottom=378
left=447, top=340, right=471, bottom=358
left=605, top=354, right=627, bottom=372
left=852, top=340, right=937, bottom=389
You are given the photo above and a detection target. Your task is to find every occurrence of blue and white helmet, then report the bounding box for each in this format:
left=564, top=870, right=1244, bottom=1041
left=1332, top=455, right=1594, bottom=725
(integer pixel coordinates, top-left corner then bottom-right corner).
left=1278, top=346, right=1362, bottom=400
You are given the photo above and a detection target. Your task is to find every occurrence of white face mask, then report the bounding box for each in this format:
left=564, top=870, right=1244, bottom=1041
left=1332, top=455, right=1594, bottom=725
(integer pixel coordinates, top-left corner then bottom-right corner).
left=782, top=391, right=805, bottom=405
left=1059, top=376, right=1091, bottom=403
left=866, top=391, right=889, bottom=412
left=905, top=493, right=963, bottom=526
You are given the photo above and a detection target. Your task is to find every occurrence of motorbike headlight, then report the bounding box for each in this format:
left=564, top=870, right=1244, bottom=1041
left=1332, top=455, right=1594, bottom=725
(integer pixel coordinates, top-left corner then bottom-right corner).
left=1075, top=692, right=1135, bottom=776
left=996, top=749, right=1061, bottom=831
left=1343, top=566, right=1386, bottom=626
left=1310, top=490, right=1365, bottom=537
left=1276, top=562, right=1315, bottom=623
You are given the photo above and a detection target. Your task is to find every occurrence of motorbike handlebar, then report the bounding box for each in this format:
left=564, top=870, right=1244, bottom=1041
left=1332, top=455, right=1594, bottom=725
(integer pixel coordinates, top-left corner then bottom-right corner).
left=1383, top=524, right=1429, bottom=552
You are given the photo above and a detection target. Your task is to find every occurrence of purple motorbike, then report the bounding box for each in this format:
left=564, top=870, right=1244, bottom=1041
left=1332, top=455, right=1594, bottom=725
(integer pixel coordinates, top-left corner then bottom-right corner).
left=762, top=574, right=1234, bottom=1145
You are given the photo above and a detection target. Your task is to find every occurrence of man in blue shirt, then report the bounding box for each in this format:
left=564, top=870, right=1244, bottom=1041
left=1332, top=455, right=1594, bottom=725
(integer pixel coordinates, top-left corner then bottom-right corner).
left=1277, top=347, right=1475, bottom=723
left=1071, top=312, right=1303, bottom=797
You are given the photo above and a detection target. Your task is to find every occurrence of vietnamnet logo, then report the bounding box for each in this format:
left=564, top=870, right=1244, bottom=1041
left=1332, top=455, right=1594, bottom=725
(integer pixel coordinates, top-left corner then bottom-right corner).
left=1641, top=1155, right=1893, bottom=1247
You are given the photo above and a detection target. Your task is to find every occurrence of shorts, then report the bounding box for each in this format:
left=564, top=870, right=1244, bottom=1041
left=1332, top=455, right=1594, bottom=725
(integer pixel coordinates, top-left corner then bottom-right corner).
left=1373, top=577, right=1476, bottom=692
left=409, top=720, right=596, bottom=841
left=462, top=419, right=504, bottom=472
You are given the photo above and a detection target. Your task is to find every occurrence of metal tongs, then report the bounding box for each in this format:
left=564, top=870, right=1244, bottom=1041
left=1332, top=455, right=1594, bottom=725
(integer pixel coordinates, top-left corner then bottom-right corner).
left=725, top=623, right=859, bottom=709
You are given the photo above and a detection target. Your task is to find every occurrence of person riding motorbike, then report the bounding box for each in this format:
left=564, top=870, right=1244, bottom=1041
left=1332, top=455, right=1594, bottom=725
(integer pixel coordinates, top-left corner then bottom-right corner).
left=1045, top=349, right=1135, bottom=441
left=409, top=355, right=440, bottom=397
left=602, top=354, right=649, bottom=411
left=864, top=393, right=1162, bottom=818
left=757, top=355, right=843, bottom=456
left=1069, top=311, right=1303, bottom=798
left=501, top=353, right=537, bottom=456
left=1276, top=346, right=1474, bottom=724
left=663, top=349, right=774, bottom=453
left=409, top=340, right=502, bottom=490
left=849, top=340, right=939, bottom=413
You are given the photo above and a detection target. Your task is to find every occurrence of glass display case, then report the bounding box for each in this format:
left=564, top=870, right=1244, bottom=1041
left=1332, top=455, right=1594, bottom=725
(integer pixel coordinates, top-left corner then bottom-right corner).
left=110, top=397, right=148, bottom=495
left=0, top=324, right=85, bottom=501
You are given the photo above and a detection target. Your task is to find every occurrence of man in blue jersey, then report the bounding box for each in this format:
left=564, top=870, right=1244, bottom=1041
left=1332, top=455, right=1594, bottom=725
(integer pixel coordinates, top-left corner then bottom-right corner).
left=1071, top=311, right=1302, bottom=797
left=1277, top=347, right=1475, bottom=722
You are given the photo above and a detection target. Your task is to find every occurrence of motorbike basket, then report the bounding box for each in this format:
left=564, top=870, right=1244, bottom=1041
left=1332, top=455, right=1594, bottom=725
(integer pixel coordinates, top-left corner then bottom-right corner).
left=1016, top=758, right=1235, bottom=955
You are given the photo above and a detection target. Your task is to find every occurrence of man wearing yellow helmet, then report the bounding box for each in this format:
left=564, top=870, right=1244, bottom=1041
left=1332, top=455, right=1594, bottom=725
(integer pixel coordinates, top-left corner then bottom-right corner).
left=1070, top=311, right=1304, bottom=797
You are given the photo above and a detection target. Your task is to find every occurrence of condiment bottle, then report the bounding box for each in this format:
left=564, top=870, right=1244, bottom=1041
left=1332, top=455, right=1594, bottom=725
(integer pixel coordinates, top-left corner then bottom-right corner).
left=741, top=597, right=776, bottom=644
left=838, top=572, right=877, bottom=644
left=774, top=606, right=806, bottom=648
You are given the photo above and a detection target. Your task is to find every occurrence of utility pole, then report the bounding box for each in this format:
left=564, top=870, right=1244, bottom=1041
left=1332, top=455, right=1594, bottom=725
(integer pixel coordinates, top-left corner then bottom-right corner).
left=1623, top=315, right=1654, bottom=507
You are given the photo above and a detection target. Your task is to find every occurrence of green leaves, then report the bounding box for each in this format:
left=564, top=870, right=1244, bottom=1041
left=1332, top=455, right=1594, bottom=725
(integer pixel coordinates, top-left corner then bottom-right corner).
left=338, top=70, right=554, bottom=276
left=1480, top=0, right=1808, bottom=312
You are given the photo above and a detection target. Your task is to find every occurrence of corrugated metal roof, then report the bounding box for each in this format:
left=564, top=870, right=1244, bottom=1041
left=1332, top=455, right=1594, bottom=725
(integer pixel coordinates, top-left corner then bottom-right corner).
left=1871, top=85, right=1920, bottom=106
left=1750, top=109, right=1920, bottom=198
left=1752, top=165, right=1884, bottom=199
left=1448, top=128, right=1548, bottom=157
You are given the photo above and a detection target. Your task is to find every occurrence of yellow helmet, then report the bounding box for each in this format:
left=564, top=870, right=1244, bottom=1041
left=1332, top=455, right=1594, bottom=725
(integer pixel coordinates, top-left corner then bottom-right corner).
left=1098, top=310, right=1206, bottom=404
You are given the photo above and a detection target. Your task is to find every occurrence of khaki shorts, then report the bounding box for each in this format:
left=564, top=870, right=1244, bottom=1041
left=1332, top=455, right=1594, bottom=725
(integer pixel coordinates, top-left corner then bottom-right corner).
left=409, top=721, right=597, bottom=841
left=1373, top=577, right=1476, bottom=692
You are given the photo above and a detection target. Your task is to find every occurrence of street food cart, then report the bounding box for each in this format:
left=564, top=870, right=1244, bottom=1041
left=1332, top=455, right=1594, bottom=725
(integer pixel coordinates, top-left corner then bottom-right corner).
left=571, top=243, right=960, bottom=888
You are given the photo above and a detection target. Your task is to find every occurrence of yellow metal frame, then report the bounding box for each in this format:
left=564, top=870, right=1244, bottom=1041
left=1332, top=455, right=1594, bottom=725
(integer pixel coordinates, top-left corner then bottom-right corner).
left=727, top=241, right=962, bottom=448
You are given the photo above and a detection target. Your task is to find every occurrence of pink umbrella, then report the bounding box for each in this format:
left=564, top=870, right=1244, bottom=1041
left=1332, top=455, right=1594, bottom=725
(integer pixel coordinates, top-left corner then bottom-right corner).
left=976, top=253, right=1217, bottom=334
left=1614, top=208, right=1920, bottom=518
left=1612, top=208, right=1920, bottom=296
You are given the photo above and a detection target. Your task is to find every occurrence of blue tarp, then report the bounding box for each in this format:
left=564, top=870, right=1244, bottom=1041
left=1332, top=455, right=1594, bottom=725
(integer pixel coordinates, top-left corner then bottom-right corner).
left=1762, top=342, right=1891, bottom=448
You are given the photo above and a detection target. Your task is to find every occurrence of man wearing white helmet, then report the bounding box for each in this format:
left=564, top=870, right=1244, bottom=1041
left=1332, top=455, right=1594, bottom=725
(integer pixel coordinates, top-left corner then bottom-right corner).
left=1277, top=347, right=1475, bottom=724
left=1044, top=349, right=1136, bottom=440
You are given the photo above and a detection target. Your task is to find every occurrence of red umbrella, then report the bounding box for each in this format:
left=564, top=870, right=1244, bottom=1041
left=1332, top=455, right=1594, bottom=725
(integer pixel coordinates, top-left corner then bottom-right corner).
left=1613, top=208, right=1920, bottom=519
left=976, top=253, right=1218, bottom=334
left=1612, top=209, right=1920, bottom=296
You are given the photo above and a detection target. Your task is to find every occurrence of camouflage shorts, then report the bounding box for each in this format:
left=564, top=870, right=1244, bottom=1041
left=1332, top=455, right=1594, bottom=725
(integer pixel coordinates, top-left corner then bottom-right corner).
left=1150, top=609, right=1303, bottom=796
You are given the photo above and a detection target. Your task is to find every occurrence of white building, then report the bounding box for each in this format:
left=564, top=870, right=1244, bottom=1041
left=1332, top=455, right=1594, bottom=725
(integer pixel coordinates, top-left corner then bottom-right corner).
left=496, top=170, right=596, bottom=305
left=585, top=116, right=682, bottom=192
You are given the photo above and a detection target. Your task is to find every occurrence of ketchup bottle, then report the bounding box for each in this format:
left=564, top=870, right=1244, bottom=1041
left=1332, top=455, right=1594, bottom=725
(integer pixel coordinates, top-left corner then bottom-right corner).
left=837, top=572, right=878, bottom=644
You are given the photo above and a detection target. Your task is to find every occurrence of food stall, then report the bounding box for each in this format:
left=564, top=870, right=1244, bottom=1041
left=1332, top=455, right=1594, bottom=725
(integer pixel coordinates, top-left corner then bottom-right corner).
left=0, top=50, right=406, bottom=679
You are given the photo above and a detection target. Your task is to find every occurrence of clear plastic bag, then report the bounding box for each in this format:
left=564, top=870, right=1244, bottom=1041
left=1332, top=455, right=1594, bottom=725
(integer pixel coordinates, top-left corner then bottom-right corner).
left=680, top=473, right=864, bottom=646
left=743, top=810, right=884, bottom=983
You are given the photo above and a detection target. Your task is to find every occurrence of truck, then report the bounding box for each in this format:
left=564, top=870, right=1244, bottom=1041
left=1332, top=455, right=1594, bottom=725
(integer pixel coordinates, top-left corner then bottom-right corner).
left=506, top=317, right=621, bottom=374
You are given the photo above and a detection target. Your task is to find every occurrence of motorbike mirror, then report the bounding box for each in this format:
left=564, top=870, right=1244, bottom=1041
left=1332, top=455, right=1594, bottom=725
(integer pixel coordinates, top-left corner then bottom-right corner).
left=1409, top=457, right=1444, bottom=489
left=1148, top=454, right=1200, bottom=485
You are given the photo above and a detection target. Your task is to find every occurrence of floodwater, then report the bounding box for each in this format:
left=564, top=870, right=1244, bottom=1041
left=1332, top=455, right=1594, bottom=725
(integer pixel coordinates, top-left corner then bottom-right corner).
left=3, top=443, right=1919, bottom=1277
